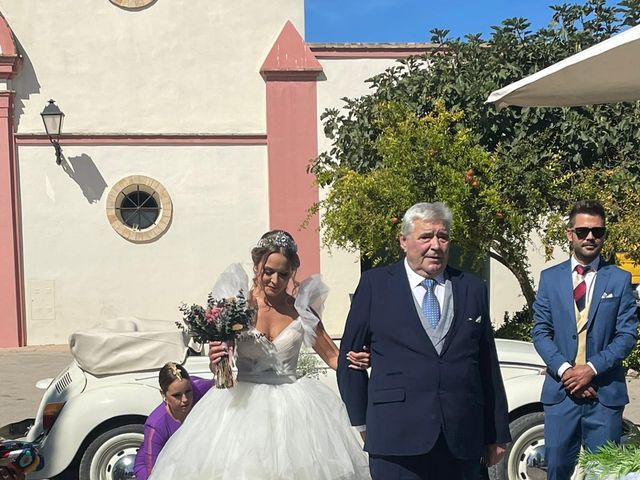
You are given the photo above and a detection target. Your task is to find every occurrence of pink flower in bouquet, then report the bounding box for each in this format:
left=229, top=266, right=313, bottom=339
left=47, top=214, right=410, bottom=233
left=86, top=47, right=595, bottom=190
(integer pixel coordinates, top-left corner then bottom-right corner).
left=205, top=306, right=223, bottom=324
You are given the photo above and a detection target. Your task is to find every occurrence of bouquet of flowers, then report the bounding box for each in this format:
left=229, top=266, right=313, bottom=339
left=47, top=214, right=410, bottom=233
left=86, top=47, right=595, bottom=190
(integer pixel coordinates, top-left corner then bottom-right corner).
left=177, top=290, right=255, bottom=388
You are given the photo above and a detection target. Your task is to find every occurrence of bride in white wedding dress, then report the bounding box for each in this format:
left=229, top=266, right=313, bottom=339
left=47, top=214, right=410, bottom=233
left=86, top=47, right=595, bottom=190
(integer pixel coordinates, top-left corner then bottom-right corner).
left=148, top=230, right=371, bottom=480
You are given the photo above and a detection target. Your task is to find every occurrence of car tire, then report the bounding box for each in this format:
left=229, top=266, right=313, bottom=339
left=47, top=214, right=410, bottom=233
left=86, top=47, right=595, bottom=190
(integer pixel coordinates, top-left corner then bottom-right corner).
left=79, top=423, right=144, bottom=480
left=489, top=411, right=547, bottom=480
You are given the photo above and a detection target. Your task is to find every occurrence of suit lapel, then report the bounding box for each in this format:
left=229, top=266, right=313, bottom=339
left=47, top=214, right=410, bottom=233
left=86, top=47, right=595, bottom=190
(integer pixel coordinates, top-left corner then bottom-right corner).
left=387, top=261, right=438, bottom=355
left=557, top=260, right=575, bottom=313
left=588, top=260, right=611, bottom=328
left=439, top=267, right=465, bottom=357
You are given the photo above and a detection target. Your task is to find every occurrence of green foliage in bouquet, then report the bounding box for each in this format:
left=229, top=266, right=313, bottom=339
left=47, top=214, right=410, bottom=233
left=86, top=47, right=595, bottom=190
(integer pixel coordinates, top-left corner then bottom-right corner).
left=177, top=291, right=255, bottom=343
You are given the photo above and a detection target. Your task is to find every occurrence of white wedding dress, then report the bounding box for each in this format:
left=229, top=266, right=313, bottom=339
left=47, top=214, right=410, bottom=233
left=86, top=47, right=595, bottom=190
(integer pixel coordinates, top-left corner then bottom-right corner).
left=148, top=268, right=370, bottom=480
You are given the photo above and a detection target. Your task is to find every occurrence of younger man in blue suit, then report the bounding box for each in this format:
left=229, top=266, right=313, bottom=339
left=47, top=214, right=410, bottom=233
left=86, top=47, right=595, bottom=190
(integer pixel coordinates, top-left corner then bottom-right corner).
left=532, top=199, right=638, bottom=480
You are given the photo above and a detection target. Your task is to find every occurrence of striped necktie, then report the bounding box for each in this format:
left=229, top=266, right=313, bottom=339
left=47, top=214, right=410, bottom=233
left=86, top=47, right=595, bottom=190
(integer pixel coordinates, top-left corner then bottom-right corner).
left=573, top=264, right=590, bottom=311
left=421, top=278, right=441, bottom=328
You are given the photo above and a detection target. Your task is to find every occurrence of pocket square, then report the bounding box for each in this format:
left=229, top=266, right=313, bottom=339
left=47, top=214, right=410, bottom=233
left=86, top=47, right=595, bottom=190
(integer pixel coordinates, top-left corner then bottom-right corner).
left=467, top=316, right=482, bottom=323
left=601, top=292, right=614, bottom=299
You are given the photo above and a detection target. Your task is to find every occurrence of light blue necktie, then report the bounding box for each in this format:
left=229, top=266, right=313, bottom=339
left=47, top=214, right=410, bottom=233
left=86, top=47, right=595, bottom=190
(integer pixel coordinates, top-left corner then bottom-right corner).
left=421, top=278, right=441, bottom=328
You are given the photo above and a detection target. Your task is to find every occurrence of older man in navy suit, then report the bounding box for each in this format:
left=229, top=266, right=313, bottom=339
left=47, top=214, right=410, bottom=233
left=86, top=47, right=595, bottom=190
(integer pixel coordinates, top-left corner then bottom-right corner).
left=532, top=199, right=638, bottom=480
left=337, top=202, right=510, bottom=480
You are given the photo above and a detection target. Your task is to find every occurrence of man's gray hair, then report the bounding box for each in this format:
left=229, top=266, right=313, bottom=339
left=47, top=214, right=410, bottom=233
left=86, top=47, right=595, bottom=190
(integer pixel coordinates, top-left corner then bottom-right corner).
left=401, top=202, right=452, bottom=236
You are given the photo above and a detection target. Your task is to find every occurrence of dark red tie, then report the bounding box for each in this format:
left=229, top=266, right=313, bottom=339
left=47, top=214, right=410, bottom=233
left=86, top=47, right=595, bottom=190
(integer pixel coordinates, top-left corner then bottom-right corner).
left=573, top=264, right=590, bottom=311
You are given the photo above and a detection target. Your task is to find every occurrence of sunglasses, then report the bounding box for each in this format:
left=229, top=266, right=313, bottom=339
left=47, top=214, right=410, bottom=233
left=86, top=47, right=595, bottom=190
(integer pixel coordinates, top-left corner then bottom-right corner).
left=570, top=227, right=606, bottom=240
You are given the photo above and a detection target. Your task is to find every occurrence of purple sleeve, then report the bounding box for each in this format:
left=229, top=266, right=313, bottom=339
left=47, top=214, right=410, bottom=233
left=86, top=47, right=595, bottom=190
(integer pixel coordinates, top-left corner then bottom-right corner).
left=134, top=423, right=164, bottom=480
left=191, top=376, right=213, bottom=402
left=133, top=408, right=174, bottom=480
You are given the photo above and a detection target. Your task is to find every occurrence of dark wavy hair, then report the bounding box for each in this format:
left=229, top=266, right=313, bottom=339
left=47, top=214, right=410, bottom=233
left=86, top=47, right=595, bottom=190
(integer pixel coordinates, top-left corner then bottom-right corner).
left=568, top=200, right=606, bottom=227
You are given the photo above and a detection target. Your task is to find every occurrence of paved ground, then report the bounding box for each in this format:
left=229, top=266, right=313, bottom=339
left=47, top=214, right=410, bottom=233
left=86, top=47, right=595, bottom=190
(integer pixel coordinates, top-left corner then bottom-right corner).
left=0, top=345, right=73, bottom=430
left=2, top=344, right=640, bottom=431
left=628, top=374, right=640, bottom=424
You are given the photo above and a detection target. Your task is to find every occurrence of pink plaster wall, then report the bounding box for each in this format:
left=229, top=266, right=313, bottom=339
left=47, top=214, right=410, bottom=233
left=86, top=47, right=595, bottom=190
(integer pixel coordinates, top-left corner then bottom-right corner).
left=262, top=22, right=323, bottom=280
left=0, top=92, right=24, bottom=347
left=264, top=79, right=320, bottom=280
left=0, top=14, right=16, bottom=56
left=0, top=14, right=23, bottom=347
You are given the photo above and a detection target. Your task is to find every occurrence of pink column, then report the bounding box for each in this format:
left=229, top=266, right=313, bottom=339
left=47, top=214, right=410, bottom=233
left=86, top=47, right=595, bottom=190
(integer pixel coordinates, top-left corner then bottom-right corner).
left=0, top=90, right=23, bottom=347
left=261, top=21, right=323, bottom=280
left=0, top=15, right=23, bottom=347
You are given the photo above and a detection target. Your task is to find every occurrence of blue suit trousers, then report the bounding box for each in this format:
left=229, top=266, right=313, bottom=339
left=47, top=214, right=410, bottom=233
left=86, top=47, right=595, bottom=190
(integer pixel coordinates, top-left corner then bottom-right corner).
left=544, top=396, right=622, bottom=480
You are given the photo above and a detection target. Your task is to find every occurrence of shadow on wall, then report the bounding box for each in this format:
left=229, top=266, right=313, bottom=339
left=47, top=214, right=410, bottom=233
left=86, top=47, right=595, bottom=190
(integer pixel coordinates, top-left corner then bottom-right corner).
left=12, top=38, right=40, bottom=130
left=61, top=154, right=108, bottom=204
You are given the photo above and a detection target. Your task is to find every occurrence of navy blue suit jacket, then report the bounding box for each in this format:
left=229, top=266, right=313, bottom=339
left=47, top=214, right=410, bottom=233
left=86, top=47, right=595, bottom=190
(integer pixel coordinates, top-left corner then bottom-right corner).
left=532, top=258, right=637, bottom=407
left=337, top=262, right=511, bottom=460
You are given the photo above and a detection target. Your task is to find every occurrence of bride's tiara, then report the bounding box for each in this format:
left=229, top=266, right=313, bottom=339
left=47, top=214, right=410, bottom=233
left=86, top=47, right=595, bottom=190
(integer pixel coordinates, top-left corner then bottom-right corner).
left=256, top=232, right=298, bottom=253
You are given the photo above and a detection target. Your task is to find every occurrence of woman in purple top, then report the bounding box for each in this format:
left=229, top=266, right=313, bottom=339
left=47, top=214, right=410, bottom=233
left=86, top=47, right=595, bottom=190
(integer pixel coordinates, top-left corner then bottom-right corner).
left=134, top=362, right=212, bottom=480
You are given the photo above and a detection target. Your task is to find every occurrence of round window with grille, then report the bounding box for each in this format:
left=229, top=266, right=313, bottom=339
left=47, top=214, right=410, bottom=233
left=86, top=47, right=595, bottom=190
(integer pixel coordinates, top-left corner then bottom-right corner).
left=106, top=175, right=172, bottom=243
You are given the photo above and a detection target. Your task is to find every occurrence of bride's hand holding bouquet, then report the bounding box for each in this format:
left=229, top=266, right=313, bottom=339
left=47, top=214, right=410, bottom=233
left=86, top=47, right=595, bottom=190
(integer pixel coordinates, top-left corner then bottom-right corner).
left=208, top=340, right=231, bottom=370
left=177, top=291, right=255, bottom=388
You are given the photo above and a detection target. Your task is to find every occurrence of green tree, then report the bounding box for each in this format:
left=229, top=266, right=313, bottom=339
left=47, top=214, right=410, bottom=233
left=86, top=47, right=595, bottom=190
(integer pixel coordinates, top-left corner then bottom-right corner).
left=311, top=0, right=640, bottom=310
left=315, top=101, right=562, bottom=308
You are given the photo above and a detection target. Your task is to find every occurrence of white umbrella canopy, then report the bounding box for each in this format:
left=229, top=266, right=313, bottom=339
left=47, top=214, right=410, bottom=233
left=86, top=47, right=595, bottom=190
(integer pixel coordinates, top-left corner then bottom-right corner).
left=487, top=24, right=640, bottom=109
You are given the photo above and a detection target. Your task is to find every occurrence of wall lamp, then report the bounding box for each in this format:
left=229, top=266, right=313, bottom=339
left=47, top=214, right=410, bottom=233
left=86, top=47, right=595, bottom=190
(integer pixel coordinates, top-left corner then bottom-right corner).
left=40, top=99, right=65, bottom=165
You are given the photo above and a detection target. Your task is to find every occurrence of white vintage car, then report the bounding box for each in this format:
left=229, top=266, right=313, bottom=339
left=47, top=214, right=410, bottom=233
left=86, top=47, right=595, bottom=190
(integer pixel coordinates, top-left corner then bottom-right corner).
left=5, top=319, right=629, bottom=480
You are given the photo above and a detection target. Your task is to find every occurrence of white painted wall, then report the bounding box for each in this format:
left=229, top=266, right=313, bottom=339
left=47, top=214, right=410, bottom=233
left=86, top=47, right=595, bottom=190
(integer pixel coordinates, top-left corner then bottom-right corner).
left=490, top=235, right=567, bottom=326
left=316, top=57, right=401, bottom=336
left=19, top=144, right=268, bottom=344
left=1, top=0, right=303, bottom=135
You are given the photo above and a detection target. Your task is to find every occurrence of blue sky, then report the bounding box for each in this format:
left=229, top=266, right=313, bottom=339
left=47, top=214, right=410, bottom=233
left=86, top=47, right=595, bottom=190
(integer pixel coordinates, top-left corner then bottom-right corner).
left=305, top=0, right=591, bottom=42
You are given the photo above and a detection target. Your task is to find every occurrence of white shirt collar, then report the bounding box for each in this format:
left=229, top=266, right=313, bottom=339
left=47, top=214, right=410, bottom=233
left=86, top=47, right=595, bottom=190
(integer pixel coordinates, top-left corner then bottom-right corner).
left=570, top=255, right=600, bottom=273
left=403, top=258, right=445, bottom=287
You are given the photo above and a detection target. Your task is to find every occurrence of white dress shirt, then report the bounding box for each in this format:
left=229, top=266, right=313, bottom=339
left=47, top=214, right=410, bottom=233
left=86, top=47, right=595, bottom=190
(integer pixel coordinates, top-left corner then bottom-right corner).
left=404, top=259, right=445, bottom=309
